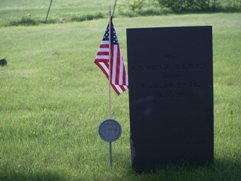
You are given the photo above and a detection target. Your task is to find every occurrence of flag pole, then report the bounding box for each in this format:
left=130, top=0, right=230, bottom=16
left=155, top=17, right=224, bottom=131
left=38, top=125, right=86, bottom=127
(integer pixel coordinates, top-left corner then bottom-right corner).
left=112, top=0, right=118, bottom=18
left=45, top=0, right=53, bottom=23
left=108, top=6, right=113, bottom=168
left=108, top=6, right=113, bottom=119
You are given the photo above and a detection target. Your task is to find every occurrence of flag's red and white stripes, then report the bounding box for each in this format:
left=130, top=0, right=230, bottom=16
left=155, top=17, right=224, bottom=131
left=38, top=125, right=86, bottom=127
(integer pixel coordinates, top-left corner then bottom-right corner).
left=95, top=37, right=128, bottom=95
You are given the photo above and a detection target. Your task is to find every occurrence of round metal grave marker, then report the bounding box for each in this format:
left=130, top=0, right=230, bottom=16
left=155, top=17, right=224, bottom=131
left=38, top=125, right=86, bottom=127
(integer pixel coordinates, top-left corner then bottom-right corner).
left=99, top=119, right=122, bottom=142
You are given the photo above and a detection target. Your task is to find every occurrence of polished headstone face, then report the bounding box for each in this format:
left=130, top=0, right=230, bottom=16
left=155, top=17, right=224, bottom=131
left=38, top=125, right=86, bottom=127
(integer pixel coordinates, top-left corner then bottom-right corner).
left=127, top=26, right=213, bottom=172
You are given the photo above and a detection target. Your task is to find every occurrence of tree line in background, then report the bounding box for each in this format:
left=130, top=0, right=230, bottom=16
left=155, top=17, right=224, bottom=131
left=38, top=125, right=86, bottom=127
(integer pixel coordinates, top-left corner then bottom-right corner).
left=118, top=0, right=241, bottom=16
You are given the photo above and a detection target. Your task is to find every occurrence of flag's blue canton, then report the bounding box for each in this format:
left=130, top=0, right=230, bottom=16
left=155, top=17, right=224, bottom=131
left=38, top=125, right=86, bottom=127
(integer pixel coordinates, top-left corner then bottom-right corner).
left=102, top=23, right=119, bottom=45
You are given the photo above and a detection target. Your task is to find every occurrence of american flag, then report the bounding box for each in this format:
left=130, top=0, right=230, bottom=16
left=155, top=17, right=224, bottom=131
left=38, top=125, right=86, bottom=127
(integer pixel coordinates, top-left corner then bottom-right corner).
left=94, top=18, right=128, bottom=95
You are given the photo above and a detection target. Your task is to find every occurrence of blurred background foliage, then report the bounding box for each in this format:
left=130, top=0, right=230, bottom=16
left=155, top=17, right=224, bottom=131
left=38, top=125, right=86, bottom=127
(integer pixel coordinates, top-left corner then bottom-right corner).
left=118, top=0, right=241, bottom=16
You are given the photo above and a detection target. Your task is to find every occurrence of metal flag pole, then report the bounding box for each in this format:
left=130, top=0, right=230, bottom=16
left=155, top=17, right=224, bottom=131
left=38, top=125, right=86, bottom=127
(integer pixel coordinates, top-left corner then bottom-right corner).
left=107, top=0, right=118, bottom=120
left=108, top=6, right=113, bottom=168
left=109, top=141, right=113, bottom=168
left=45, top=0, right=53, bottom=23
left=108, top=6, right=113, bottom=119
left=112, top=0, right=118, bottom=18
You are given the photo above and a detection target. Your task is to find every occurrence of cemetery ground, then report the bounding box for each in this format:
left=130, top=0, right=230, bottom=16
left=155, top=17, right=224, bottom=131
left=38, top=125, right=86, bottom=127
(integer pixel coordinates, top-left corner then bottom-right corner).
left=0, top=6, right=241, bottom=181
left=0, top=0, right=110, bottom=27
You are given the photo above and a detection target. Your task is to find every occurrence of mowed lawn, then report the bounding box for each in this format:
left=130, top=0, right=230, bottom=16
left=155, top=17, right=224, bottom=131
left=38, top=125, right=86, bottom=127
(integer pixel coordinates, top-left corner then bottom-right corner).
left=0, top=0, right=110, bottom=26
left=0, top=12, right=241, bottom=180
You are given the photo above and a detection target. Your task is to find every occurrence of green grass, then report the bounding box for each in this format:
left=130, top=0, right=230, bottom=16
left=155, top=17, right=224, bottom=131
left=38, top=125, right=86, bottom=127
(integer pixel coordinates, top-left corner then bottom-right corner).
left=0, top=4, right=241, bottom=181
left=0, top=0, right=110, bottom=26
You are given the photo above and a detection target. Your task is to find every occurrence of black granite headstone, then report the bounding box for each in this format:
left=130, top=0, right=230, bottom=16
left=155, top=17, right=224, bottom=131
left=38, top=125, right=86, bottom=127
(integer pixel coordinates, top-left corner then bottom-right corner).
left=127, top=26, right=213, bottom=172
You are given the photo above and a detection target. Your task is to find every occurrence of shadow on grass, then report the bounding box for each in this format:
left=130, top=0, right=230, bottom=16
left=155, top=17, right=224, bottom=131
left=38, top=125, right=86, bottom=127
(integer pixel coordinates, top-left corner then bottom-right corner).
left=0, top=157, right=240, bottom=180
left=0, top=169, right=65, bottom=181
left=122, top=158, right=241, bottom=181
left=7, top=12, right=106, bottom=27
left=213, top=158, right=241, bottom=181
